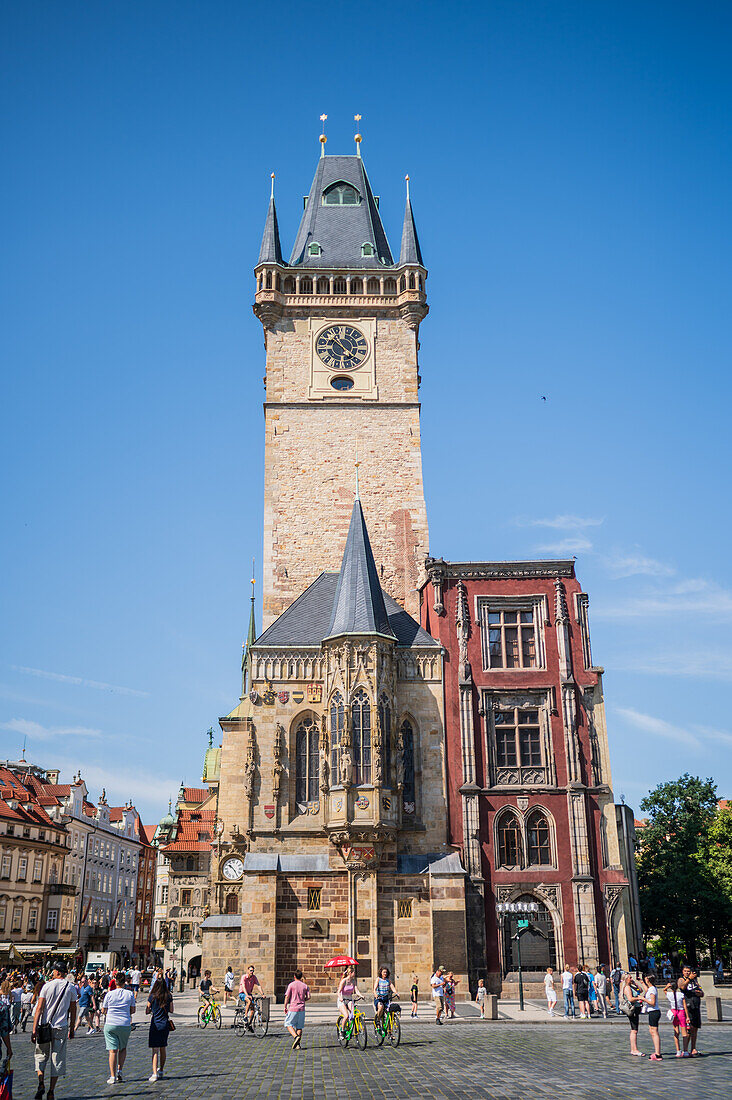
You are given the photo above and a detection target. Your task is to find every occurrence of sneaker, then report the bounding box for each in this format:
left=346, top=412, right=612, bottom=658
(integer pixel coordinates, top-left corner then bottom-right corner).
left=116, top=1073, right=124, bottom=1082
left=157, top=1070, right=164, bottom=1078
left=148, top=1074, right=158, bottom=1082
left=87, top=1028, right=94, bottom=1035
left=107, top=1077, right=116, bottom=1085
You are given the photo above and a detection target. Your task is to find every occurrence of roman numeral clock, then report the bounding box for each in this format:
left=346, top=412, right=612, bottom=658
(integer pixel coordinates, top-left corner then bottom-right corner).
left=309, top=319, right=377, bottom=399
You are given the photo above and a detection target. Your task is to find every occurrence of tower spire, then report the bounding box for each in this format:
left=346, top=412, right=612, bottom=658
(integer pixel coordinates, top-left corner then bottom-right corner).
left=242, top=561, right=257, bottom=696
left=326, top=499, right=395, bottom=640
left=399, top=175, right=423, bottom=265
left=257, top=175, right=282, bottom=265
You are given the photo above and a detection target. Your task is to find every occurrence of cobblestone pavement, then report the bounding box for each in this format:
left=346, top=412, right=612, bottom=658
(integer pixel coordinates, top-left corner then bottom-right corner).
left=5, top=1021, right=731, bottom=1099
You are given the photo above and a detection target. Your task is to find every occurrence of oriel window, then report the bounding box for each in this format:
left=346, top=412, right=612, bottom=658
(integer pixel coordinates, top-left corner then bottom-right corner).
left=401, top=720, right=416, bottom=810
left=379, top=696, right=391, bottom=786
left=351, top=689, right=372, bottom=785
left=330, top=693, right=344, bottom=783
left=494, top=707, right=542, bottom=767
left=295, top=713, right=320, bottom=803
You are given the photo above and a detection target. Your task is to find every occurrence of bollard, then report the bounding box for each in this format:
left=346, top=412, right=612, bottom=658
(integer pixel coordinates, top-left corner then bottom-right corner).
left=486, top=994, right=498, bottom=1020
left=706, top=995, right=722, bottom=1021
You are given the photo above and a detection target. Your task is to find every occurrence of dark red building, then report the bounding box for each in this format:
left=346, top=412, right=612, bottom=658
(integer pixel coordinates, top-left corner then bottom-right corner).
left=421, top=557, right=641, bottom=995
left=133, top=822, right=156, bottom=967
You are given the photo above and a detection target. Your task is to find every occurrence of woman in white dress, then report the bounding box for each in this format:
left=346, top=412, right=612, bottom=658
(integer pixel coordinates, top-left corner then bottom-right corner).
left=544, top=967, right=558, bottom=1016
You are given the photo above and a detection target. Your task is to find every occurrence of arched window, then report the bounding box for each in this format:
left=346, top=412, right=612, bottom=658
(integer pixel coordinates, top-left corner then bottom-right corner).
left=384, top=278, right=397, bottom=295
left=351, top=689, right=371, bottom=785
left=317, top=276, right=330, bottom=294
left=367, top=277, right=380, bottom=294
left=399, top=275, right=406, bottom=293
left=284, top=276, right=296, bottom=294
left=503, top=894, right=557, bottom=973
left=350, top=277, right=363, bottom=294
left=379, top=696, right=391, bottom=787
left=401, top=720, right=416, bottom=812
left=295, top=713, right=319, bottom=804
left=361, top=243, right=374, bottom=257
left=300, top=276, right=313, bottom=294
left=265, top=271, right=272, bottom=289
left=308, top=242, right=322, bottom=256
left=275, top=274, right=281, bottom=291
left=333, top=277, right=347, bottom=294
left=323, top=182, right=360, bottom=205
left=527, top=811, right=552, bottom=866
left=408, top=272, right=416, bottom=290
left=497, top=811, right=523, bottom=868
left=225, top=893, right=238, bottom=914
left=330, top=693, right=344, bottom=783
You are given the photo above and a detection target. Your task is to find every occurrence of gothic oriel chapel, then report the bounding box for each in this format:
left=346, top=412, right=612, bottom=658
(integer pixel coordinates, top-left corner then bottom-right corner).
left=201, top=137, right=470, bottom=995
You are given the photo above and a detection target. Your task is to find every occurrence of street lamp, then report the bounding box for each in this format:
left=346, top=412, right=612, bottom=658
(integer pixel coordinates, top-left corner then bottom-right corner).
left=496, top=901, right=543, bottom=1012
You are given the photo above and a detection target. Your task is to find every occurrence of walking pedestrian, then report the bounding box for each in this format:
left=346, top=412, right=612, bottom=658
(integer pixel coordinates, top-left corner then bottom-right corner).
left=223, top=966, right=235, bottom=1007
left=101, top=970, right=136, bottom=1084
left=639, top=974, right=662, bottom=1060
left=664, top=979, right=689, bottom=1057
left=621, top=971, right=644, bottom=1057
left=594, top=966, right=608, bottom=1018
left=10, top=977, right=22, bottom=1033
left=587, top=969, right=599, bottom=1016
left=21, top=981, right=34, bottom=1031
left=410, top=975, right=419, bottom=1017
left=475, top=979, right=487, bottom=1018
left=129, top=967, right=142, bottom=1002
left=145, top=977, right=174, bottom=1082
left=444, top=972, right=459, bottom=1018
left=610, top=963, right=623, bottom=1013
left=430, top=966, right=446, bottom=1024
left=678, top=965, right=704, bottom=1056
left=31, top=960, right=78, bottom=1100
left=544, top=967, right=557, bottom=1016
left=283, top=969, right=310, bottom=1050
left=574, top=964, right=591, bottom=1019
left=0, top=980, right=12, bottom=1070
left=561, top=964, right=575, bottom=1018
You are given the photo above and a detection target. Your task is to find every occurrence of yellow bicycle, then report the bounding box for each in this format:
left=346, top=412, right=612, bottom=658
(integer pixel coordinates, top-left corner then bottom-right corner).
left=336, top=1007, right=368, bottom=1050
left=197, top=994, right=222, bottom=1029
left=373, top=1002, right=401, bottom=1047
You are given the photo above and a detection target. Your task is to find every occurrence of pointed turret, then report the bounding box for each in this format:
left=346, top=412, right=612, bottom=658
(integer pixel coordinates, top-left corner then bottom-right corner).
left=326, top=498, right=395, bottom=639
left=399, top=178, right=423, bottom=265
left=257, top=175, right=283, bottom=265
left=241, top=569, right=257, bottom=695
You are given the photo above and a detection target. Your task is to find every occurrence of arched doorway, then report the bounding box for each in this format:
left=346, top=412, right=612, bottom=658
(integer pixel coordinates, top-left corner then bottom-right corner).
left=502, top=893, right=557, bottom=975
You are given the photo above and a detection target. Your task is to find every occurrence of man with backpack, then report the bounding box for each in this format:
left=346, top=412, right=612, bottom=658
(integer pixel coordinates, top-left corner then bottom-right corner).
left=610, top=964, right=623, bottom=1013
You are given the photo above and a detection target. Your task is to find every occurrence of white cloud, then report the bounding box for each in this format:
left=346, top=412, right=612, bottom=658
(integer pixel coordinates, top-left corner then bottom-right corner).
left=0, top=718, right=104, bottom=742
left=614, top=707, right=703, bottom=749
left=516, top=515, right=604, bottom=530
left=12, top=665, right=148, bottom=698
left=608, top=651, right=732, bottom=682
left=693, top=724, right=732, bottom=747
left=52, top=756, right=178, bottom=819
left=594, top=578, right=732, bottom=620
left=536, top=536, right=594, bottom=555
left=602, top=553, right=675, bottom=579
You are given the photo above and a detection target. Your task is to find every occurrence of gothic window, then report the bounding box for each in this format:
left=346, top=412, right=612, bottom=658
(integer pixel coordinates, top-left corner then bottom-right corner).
left=323, top=182, right=361, bottom=205
left=295, top=713, right=319, bottom=803
left=367, top=277, right=380, bottom=294
left=350, top=277, right=363, bottom=294
left=317, top=276, right=330, bottom=294
left=300, top=276, right=313, bottom=294
left=351, top=689, right=372, bottom=785
left=361, top=243, right=375, bottom=257
left=379, top=696, right=391, bottom=787
left=333, top=277, right=347, bottom=294
left=383, top=277, right=397, bottom=294
left=408, top=272, right=416, bottom=290
left=494, top=706, right=542, bottom=768
left=527, top=811, right=552, bottom=866
left=330, top=693, right=344, bottom=783
left=265, top=271, right=272, bottom=289
left=401, top=720, right=416, bottom=811
left=484, top=608, right=537, bottom=669
left=497, top=811, right=523, bottom=868
left=503, top=894, right=557, bottom=973
left=284, top=276, right=296, bottom=293
left=275, top=274, right=281, bottom=291
left=399, top=275, right=406, bottom=293
left=225, top=893, right=238, bottom=914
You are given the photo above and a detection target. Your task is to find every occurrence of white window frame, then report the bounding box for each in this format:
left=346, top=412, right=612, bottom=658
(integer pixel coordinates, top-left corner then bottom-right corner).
left=476, top=594, right=548, bottom=671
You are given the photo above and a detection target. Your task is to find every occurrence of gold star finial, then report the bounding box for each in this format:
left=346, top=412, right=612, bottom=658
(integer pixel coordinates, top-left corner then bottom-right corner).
left=270, top=172, right=275, bottom=199
left=319, top=114, right=328, bottom=156
left=354, top=113, right=363, bottom=156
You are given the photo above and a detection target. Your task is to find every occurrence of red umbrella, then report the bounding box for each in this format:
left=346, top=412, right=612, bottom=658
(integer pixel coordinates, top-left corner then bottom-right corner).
left=325, top=956, right=358, bottom=968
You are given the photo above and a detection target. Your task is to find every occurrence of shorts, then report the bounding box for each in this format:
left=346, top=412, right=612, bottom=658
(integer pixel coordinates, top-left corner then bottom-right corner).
left=104, top=1023, right=132, bottom=1050
left=670, top=1008, right=688, bottom=1028
left=285, top=1009, right=305, bottom=1030
left=628, top=1010, right=640, bottom=1032
left=685, top=998, right=702, bottom=1030
left=546, top=990, right=557, bottom=1004
left=34, top=1028, right=69, bottom=1077
left=645, top=1009, right=661, bottom=1027
left=432, top=992, right=444, bottom=1006
left=131, top=984, right=140, bottom=993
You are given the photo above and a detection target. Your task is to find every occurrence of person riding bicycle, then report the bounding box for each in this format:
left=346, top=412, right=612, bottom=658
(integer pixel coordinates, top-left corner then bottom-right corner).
left=336, top=966, right=363, bottom=1029
left=373, top=967, right=398, bottom=1025
left=199, top=971, right=218, bottom=1003
left=238, top=965, right=263, bottom=1029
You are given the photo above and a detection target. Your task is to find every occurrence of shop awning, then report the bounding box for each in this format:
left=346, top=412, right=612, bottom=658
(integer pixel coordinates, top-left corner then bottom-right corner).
left=51, top=947, right=78, bottom=955
left=16, top=944, right=54, bottom=954
left=0, top=942, right=26, bottom=962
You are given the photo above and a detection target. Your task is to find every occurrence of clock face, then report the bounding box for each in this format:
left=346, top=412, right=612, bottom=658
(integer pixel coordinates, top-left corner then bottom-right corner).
left=222, top=857, right=244, bottom=881
left=315, top=325, right=368, bottom=370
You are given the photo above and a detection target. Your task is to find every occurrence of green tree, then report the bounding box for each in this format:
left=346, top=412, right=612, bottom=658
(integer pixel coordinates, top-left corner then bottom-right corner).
left=637, top=774, right=731, bottom=963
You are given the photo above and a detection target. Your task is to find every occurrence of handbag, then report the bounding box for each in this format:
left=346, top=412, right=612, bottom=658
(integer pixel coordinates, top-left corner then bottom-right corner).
left=35, top=1022, right=53, bottom=1045
left=620, top=997, right=639, bottom=1018
left=167, top=1020, right=176, bottom=1031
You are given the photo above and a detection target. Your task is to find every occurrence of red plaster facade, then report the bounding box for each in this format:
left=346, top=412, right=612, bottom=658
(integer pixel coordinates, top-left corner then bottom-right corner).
left=420, top=559, right=641, bottom=994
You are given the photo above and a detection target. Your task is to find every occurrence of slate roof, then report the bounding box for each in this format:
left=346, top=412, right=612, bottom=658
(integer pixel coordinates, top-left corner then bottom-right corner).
left=289, top=155, right=393, bottom=268
left=399, top=196, right=423, bottom=265
left=257, top=195, right=283, bottom=265
left=326, top=498, right=394, bottom=639
left=255, top=572, right=438, bottom=649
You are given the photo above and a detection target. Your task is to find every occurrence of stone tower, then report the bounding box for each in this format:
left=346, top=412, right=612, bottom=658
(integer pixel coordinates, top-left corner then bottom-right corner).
left=254, top=149, right=430, bottom=627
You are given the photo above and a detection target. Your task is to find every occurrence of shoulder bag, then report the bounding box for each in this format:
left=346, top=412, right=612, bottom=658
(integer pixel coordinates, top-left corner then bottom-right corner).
left=35, top=980, right=70, bottom=1045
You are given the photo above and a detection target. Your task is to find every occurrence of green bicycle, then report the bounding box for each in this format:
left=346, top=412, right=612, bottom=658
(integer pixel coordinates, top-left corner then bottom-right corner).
left=197, top=995, right=222, bottom=1029
left=373, top=1002, right=401, bottom=1047
left=336, top=1007, right=368, bottom=1049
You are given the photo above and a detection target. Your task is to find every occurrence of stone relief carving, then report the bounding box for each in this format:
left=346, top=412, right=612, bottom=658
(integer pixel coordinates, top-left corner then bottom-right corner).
left=319, top=713, right=330, bottom=794
left=455, top=579, right=472, bottom=684
left=272, top=722, right=284, bottom=804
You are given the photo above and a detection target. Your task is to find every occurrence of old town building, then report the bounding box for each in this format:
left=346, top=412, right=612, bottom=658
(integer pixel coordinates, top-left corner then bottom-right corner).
left=421, top=560, right=642, bottom=994
left=202, top=144, right=468, bottom=997
left=133, top=823, right=156, bottom=967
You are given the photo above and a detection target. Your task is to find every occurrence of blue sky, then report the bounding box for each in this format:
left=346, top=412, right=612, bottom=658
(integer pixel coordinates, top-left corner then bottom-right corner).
left=2, top=1, right=730, bottom=824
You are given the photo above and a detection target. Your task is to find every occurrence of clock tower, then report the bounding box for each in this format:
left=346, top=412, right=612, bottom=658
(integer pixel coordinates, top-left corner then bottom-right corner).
left=254, top=144, right=430, bottom=627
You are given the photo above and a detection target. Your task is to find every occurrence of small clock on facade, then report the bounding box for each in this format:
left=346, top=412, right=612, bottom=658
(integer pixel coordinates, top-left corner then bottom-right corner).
left=221, top=856, right=245, bottom=880
left=315, top=324, right=368, bottom=370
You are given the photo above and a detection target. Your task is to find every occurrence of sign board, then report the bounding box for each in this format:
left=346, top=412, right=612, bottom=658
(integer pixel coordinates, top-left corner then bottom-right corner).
left=518, top=919, right=529, bottom=929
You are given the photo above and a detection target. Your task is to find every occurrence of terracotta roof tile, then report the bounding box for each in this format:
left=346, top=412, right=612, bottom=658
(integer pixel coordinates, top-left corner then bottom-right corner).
left=182, top=787, right=207, bottom=803
left=162, top=840, right=212, bottom=852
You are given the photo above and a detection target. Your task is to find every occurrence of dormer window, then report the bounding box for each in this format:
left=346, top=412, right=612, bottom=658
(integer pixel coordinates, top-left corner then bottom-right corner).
left=361, top=243, right=375, bottom=257
left=308, top=242, right=322, bottom=257
left=323, top=182, right=360, bottom=206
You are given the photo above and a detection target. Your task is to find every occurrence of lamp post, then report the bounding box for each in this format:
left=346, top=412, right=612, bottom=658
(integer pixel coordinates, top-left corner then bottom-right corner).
left=496, top=900, right=542, bottom=1011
